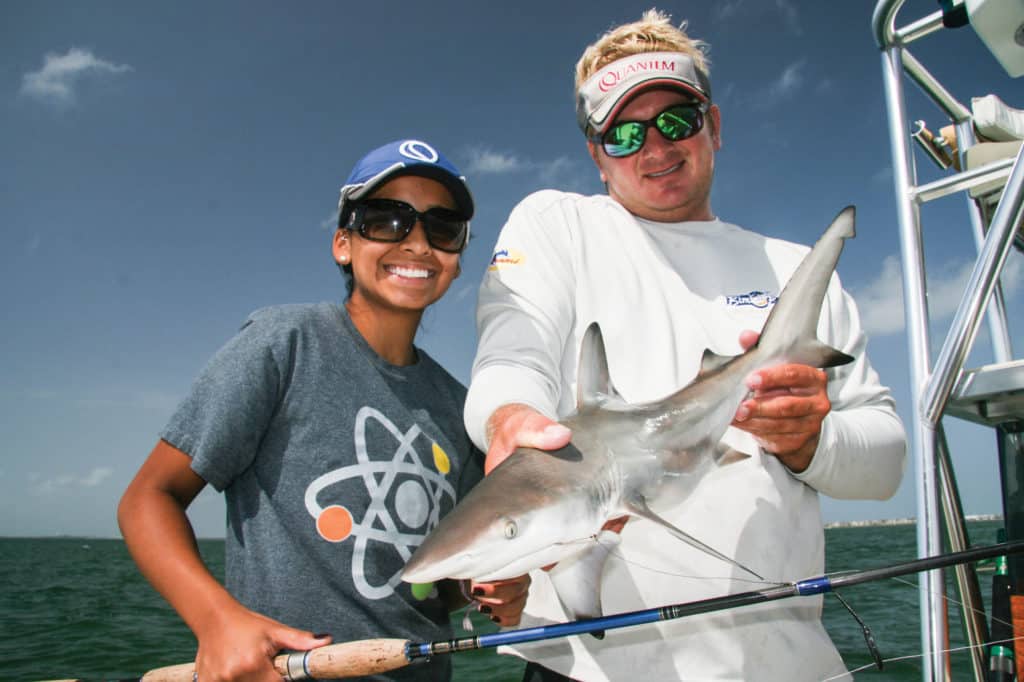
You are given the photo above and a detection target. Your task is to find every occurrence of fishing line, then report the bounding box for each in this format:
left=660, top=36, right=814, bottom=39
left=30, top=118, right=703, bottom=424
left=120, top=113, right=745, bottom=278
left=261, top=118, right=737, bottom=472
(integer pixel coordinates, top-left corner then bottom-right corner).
left=888, top=573, right=1021, bottom=634
left=829, top=639, right=1020, bottom=680
left=597, top=534, right=784, bottom=587
left=819, top=572, right=1024, bottom=679
left=594, top=534, right=1024, bottom=679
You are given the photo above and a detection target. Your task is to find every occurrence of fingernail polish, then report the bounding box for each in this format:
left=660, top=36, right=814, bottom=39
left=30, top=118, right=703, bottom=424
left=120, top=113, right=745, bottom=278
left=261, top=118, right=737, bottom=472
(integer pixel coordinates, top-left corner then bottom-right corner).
left=479, top=605, right=492, bottom=614
left=472, top=587, right=485, bottom=597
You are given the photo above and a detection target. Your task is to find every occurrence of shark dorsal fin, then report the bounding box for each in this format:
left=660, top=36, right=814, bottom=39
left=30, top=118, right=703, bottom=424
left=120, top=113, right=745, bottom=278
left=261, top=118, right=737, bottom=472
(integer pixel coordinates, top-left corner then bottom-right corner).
left=698, top=348, right=736, bottom=377
left=576, top=322, right=624, bottom=410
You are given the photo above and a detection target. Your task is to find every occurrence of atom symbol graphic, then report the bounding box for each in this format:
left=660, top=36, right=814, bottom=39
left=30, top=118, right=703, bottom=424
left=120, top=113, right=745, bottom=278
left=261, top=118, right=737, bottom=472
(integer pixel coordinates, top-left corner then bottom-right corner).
left=304, top=406, right=456, bottom=600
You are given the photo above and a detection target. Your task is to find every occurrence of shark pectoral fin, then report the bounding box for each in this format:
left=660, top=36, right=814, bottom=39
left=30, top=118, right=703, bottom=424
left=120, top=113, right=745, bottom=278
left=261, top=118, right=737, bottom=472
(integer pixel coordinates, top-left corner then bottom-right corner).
left=625, top=496, right=764, bottom=581
left=713, top=443, right=751, bottom=467
left=549, top=530, right=622, bottom=622
left=698, top=348, right=736, bottom=377
left=794, top=339, right=855, bottom=369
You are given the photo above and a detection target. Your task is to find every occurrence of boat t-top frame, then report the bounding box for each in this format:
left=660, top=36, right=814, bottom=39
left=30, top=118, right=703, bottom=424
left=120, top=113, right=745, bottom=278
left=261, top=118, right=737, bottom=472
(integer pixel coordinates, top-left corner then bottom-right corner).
left=872, top=0, right=1023, bottom=679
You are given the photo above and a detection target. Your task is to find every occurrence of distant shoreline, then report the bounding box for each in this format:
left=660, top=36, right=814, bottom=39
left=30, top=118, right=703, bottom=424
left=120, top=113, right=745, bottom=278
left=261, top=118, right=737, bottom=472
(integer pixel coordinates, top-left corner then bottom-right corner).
left=825, top=514, right=1003, bottom=529
left=2, top=515, right=1007, bottom=539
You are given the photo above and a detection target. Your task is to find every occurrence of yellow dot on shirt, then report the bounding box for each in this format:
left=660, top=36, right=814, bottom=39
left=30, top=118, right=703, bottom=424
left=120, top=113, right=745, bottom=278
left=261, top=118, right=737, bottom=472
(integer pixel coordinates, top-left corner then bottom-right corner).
left=432, top=442, right=451, bottom=474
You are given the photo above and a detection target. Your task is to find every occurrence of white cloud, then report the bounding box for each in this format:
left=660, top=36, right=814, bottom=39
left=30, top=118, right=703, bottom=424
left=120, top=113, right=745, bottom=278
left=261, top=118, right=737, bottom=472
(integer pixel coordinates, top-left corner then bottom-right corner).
left=463, top=148, right=527, bottom=175
left=854, top=255, right=906, bottom=335
left=712, top=1, right=745, bottom=22
left=32, top=467, right=113, bottom=494
left=537, top=157, right=573, bottom=184
left=751, top=61, right=805, bottom=109
left=1005, top=250, right=1023, bottom=293
left=460, top=146, right=593, bottom=191
left=321, top=209, right=340, bottom=232
left=21, top=47, right=132, bottom=105
left=712, top=0, right=801, bottom=33
left=452, top=282, right=476, bottom=302
left=773, top=61, right=805, bottom=97
left=81, top=467, right=114, bottom=487
left=775, top=0, right=802, bottom=34
left=779, top=63, right=804, bottom=92
left=854, top=253, right=1023, bottom=336
left=872, top=166, right=894, bottom=185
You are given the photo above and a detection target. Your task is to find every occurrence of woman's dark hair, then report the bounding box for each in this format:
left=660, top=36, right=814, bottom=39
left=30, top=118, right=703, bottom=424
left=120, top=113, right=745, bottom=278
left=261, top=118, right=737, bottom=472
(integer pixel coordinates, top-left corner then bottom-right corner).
left=336, top=205, right=356, bottom=298
left=336, top=256, right=354, bottom=298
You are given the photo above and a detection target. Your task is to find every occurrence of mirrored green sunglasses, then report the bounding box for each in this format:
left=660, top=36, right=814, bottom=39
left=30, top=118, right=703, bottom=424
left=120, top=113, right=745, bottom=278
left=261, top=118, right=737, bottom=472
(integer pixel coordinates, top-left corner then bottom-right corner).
left=594, top=102, right=710, bottom=158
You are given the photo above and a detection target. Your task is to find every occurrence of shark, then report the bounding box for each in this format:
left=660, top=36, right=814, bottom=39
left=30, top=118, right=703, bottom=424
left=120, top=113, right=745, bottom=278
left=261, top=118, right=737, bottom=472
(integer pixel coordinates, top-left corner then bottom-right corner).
left=401, top=206, right=857, bottom=620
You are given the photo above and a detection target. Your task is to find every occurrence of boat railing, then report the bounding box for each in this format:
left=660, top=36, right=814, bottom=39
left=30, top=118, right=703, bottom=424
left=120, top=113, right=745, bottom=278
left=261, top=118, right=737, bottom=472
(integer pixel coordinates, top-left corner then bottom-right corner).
left=871, top=0, right=1023, bottom=680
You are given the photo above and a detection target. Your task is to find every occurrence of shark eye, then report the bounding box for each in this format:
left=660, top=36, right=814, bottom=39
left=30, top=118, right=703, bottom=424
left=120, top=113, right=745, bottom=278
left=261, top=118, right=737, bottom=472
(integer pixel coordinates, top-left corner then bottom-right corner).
left=503, top=520, right=518, bottom=539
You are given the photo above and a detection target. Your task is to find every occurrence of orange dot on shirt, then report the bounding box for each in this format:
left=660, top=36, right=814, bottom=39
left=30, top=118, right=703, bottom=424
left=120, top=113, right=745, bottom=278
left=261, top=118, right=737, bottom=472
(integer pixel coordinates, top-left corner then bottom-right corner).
left=317, top=505, right=353, bottom=542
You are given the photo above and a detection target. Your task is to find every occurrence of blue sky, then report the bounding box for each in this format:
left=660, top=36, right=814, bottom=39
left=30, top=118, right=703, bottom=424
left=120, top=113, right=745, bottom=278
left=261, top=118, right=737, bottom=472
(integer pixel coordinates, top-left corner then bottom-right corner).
left=2, top=0, right=1021, bottom=537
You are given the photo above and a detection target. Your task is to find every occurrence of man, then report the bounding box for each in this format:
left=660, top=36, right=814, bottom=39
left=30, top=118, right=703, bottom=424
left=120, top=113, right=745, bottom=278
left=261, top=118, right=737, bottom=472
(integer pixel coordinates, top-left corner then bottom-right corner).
left=464, top=10, right=906, bottom=682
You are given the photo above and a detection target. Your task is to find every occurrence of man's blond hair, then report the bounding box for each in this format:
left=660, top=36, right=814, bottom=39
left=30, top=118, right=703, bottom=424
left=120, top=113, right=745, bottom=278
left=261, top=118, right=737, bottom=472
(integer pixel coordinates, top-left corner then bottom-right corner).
left=574, top=9, right=709, bottom=96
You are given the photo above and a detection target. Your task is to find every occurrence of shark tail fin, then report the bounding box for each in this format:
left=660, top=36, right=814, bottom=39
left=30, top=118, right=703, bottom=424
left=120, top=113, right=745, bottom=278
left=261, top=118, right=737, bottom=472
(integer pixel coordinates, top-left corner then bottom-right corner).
left=791, top=339, right=855, bottom=369
left=625, top=496, right=764, bottom=581
left=833, top=205, right=856, bottom=239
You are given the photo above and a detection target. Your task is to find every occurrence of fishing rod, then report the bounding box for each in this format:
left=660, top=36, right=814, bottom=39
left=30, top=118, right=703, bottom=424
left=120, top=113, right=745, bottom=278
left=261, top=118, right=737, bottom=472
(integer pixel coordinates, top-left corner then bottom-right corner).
left=98, top=539, right=1024, bottom=681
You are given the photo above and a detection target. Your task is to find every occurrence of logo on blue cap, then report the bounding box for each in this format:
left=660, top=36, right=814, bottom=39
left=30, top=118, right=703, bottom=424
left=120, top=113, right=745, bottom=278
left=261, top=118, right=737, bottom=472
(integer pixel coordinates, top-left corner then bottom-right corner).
left=398, top=140, right=440, bottom=163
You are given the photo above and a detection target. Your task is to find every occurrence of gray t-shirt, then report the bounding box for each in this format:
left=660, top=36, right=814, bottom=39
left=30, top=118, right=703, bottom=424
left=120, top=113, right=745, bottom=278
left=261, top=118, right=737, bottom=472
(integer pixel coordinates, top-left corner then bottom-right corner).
left=162, top=303, right=483, bottom=681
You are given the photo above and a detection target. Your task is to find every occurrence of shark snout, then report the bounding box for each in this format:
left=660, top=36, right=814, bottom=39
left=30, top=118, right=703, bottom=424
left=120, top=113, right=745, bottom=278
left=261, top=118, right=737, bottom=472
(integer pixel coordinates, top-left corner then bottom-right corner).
left=401, top=547, right=478, bottom=584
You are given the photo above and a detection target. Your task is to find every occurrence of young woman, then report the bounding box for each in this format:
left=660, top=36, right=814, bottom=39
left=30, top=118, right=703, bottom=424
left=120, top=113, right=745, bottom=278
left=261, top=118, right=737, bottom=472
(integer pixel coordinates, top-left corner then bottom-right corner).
left=119, top=139, right=529, bottom=682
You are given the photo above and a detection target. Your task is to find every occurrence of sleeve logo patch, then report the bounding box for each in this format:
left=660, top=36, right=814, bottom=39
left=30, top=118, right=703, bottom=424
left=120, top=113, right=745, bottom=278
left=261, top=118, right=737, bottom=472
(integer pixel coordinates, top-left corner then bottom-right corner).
left=488, top=248, right=526, bottom=271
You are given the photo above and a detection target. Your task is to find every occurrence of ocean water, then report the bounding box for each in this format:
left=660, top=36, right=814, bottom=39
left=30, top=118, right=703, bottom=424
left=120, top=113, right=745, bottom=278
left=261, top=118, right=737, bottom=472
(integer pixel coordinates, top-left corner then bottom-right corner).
left=0, top=520, right=1007, bottom=682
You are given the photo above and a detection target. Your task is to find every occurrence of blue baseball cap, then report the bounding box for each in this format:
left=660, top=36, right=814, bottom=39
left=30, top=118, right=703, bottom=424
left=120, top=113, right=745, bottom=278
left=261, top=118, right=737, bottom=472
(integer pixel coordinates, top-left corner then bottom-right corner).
left=337, top=139, right=474, bottom=228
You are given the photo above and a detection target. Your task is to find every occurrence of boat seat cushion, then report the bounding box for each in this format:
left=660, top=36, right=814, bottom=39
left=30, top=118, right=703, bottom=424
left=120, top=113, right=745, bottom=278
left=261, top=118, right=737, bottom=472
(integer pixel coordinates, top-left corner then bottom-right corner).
left=965, top=140, right=1023, bottom=199
left=973, top=94, right=1024, bottom=142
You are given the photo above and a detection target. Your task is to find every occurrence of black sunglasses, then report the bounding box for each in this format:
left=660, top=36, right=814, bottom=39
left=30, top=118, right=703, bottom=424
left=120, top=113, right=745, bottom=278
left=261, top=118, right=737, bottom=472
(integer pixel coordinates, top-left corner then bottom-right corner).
left=345, top=198, right=469, bottom=253
left=593, top=102, right=709, bottom=158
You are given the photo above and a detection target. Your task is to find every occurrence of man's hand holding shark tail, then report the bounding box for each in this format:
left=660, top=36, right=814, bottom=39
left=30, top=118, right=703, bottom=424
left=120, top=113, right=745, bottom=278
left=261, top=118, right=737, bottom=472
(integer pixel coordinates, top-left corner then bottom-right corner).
left=732, top=330, right=833, bottom=473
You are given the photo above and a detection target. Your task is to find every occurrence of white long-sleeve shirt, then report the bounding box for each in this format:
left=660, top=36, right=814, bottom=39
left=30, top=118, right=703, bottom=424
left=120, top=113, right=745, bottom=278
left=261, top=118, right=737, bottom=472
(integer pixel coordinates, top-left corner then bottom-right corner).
left=465, top=190, right=906, bottom=681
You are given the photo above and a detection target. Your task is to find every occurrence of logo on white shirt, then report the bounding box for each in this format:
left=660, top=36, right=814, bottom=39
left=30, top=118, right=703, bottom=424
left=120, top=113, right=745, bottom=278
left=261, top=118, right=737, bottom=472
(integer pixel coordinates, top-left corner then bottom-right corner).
left=725, top=290, right=777, bottom=309
left=488, top=248, right=526, bottom=271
